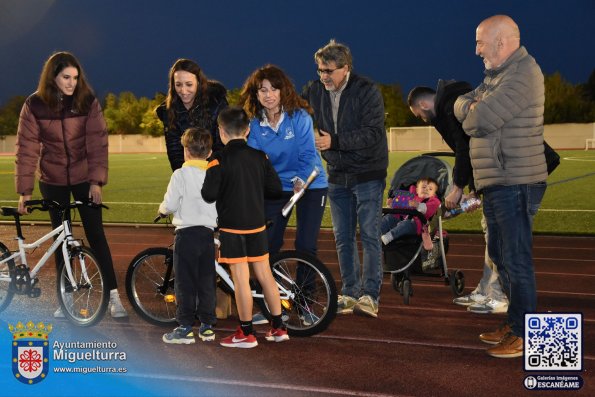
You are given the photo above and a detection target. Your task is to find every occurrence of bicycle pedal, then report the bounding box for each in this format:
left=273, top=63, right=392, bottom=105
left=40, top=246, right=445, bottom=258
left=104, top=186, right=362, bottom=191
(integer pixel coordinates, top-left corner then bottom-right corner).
left=29, top=288, right=41, bottom=298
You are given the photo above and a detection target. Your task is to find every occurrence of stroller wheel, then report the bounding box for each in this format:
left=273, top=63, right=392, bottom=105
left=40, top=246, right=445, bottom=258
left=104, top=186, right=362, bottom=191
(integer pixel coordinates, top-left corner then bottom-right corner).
left=391, top=273, right=401, bottom=293
left=402, top=279, right=411, bottom=305
left=449, top=269, right=465, bottom=296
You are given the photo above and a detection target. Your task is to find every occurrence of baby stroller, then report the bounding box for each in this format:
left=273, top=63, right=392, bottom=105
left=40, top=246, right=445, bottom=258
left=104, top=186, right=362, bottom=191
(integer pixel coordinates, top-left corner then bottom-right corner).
left=382, top=153, right=465, bottom=304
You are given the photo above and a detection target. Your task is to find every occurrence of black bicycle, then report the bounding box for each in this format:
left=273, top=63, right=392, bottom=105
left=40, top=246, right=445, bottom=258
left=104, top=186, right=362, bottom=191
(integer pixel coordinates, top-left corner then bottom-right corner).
left=125, top=217, right=337, bottom=337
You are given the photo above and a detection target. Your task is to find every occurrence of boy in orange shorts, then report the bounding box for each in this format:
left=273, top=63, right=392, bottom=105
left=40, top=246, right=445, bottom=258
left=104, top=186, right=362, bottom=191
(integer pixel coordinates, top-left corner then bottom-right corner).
left=202, top=106, right=287, bottom=348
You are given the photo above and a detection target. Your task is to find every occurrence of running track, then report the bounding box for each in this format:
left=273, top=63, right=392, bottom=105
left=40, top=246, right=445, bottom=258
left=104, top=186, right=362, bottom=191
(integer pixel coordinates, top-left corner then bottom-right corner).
left=0, top=224, right=593, bottom=396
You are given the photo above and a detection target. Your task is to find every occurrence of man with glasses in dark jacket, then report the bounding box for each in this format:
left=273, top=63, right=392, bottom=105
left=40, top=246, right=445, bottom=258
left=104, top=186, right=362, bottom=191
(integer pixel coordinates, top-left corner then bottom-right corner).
left=303, top=39, right=388, bottom=318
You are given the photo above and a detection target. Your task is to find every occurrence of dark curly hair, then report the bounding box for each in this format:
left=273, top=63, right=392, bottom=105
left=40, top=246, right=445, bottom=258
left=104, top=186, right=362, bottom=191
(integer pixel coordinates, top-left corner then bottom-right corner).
left=239, top=64, right=312, bottom=121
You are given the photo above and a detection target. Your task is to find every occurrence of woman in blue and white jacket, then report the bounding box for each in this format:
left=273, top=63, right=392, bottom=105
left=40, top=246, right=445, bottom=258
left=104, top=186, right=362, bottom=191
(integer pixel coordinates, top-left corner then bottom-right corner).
left=240, top=64, right=328, bottom=258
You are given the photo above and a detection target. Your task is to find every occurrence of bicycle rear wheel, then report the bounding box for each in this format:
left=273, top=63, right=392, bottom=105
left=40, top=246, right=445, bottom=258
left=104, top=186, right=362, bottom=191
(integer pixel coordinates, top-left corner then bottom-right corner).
left=126, top=248, right=177, bottom=326
left=57, top=246, right=108, bottom=327
left=264, top=251, right=337, bottom=337
left=0, top=242, right=16, bottom=313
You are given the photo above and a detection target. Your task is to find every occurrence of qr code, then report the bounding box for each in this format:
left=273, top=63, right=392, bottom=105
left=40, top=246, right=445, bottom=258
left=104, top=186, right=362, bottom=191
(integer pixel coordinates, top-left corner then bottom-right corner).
left=525, top=313, right=582, bottom=371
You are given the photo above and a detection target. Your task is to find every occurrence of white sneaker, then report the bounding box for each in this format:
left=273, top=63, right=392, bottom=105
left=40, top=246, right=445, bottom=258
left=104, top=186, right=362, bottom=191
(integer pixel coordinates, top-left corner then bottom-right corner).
left=453, top=292, right=487, bottom=306
left=53, top=307, right=65, bottom=318
left=381, top=233, right=393, bottom=245
left=109, top=296, right=128, bottom=318
left=467, top=298, right=508, bottom=314
left=337, top=295, right=358, bottom=314
left=353, top=295, right=378, bottom=318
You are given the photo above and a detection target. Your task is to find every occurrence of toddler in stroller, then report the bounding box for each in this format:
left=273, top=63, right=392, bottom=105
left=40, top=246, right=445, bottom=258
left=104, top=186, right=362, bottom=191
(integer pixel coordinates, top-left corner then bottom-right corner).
left=380, top=177, right=441, bottom=246
left=382, top=154, right=465, bottom=304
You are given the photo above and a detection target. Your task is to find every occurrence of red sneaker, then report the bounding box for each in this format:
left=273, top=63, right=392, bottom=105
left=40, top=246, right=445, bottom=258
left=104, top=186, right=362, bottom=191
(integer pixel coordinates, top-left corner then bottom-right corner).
left=220, top=327, right=258, bottom=348
left=265, top=327, right=289, bottom=342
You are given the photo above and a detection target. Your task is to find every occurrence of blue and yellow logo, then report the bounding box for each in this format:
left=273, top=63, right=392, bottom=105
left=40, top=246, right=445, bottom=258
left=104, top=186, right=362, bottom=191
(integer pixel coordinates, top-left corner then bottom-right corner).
left=9, top=321, right=52, bottom=385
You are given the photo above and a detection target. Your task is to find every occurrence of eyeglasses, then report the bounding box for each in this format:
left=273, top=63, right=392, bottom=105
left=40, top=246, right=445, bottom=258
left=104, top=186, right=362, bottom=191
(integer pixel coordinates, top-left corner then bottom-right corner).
left=316, top=67, right=341, bottom=76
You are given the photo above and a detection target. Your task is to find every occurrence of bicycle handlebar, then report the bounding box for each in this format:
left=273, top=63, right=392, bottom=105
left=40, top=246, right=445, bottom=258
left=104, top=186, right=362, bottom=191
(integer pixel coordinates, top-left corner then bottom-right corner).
left=24, top=199, right=109, bottom=213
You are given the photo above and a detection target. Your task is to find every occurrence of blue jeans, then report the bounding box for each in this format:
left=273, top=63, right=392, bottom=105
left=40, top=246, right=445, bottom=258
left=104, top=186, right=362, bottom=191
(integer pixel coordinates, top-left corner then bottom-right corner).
left=482, top=183, right=546, bottom=337
left=380, top=215, right=417, bottom=241
left=328, top=179, right=385, bottom=301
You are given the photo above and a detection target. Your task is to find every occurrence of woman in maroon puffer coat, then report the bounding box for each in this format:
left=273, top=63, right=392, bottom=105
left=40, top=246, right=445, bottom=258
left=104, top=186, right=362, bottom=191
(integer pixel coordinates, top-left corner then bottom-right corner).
left=15, top=51, right=127, bottom=319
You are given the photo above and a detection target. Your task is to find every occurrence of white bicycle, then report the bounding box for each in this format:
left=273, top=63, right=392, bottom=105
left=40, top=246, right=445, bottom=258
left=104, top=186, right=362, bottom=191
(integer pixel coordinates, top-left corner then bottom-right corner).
left=0, top=200, right=108, bottom=327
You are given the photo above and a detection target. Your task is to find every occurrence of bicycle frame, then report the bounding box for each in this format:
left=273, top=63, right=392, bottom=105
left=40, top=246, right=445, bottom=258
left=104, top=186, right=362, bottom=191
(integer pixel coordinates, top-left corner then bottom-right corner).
left=213, top=259, right=294, bottom=301
left=1, top=215, right=87, bottom=292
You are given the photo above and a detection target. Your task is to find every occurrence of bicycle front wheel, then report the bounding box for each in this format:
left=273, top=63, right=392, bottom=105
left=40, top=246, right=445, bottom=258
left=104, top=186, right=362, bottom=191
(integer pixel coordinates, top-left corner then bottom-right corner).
left=0, top=242, right=16, bottom=313
left=57, top=246, right=108, bottom=327
left=267, top=251, right=337, bottom=337
left=125, top=248, right=176, bottom=326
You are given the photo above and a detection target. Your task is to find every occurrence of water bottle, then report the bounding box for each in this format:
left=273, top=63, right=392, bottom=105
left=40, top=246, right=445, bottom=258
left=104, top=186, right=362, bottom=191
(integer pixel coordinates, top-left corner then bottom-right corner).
left=444, top=198, right=481, bottom=218
left=460, top=197, right=481, bottom=212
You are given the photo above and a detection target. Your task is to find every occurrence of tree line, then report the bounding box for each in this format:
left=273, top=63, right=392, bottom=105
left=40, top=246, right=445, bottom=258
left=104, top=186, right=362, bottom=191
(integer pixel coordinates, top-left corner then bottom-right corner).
left=1, top=70, right=593, bottom=138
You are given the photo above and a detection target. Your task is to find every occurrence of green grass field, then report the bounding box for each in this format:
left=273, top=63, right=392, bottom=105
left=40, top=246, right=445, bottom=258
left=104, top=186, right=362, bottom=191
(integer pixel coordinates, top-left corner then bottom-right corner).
left=1, top=151, right=594, bottom=235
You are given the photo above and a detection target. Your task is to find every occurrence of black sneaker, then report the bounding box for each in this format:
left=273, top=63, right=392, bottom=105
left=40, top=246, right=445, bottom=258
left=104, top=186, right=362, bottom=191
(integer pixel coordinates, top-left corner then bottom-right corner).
left=163, top=325, right=195, bottom=344
left=199, top=324, right=216, bottom=342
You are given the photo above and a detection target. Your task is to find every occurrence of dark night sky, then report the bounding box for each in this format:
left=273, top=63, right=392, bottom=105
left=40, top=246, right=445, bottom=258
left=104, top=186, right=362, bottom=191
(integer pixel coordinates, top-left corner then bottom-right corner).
left=1, top=0, right=594, bottom=104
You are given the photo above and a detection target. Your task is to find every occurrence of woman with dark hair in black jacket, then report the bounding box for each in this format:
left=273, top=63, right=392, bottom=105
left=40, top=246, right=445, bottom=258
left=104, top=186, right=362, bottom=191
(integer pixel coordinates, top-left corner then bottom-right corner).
left=156, top=59, right=228, bottom=171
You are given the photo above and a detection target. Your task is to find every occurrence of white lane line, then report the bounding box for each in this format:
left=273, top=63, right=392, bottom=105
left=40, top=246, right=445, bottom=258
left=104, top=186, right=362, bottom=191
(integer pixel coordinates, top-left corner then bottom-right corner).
left=444, top=254, right=595, bottom=262
left=126, top=373, right=410, bottom=397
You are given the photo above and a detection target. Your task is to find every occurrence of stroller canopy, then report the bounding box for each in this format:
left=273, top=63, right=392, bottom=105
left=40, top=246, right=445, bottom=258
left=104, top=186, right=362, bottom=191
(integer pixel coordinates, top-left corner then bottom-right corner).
left=388, top=154, right=453, bottom=199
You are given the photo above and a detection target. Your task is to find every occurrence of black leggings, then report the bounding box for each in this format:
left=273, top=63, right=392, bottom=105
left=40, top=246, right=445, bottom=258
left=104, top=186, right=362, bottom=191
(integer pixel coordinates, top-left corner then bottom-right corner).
left=39, top=182, right=117, bottom=290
